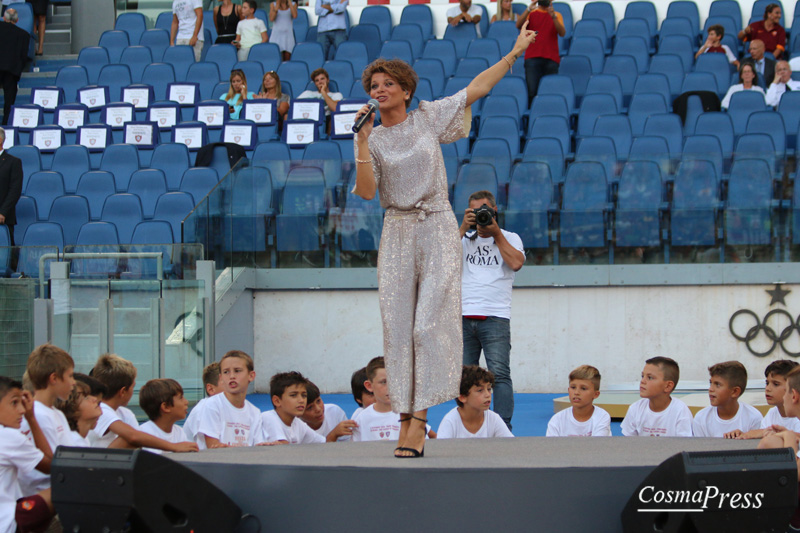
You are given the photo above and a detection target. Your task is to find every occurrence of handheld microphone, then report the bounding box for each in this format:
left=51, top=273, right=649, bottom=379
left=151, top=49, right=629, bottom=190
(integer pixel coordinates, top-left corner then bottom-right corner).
left=352, top=99, right=379, bottom=133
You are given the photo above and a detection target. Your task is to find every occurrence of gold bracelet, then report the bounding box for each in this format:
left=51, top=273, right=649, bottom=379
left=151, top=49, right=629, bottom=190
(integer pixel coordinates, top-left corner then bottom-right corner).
left=502, top=55, right=514, bottom=69
left=356, top=158, right=373, bottom=164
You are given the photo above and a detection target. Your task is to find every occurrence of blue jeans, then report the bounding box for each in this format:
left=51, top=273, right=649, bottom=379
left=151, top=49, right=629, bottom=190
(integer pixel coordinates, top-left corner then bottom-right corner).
left=317, top=29, right=346, bottom=61
left=462, top=316, right=513, bottom=430
left=524, top=56, right=559, bottom=105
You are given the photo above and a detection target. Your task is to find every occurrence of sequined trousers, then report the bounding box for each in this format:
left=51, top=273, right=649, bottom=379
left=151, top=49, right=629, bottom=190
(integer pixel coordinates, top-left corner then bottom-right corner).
left=377, top=202, right=463, bottom=413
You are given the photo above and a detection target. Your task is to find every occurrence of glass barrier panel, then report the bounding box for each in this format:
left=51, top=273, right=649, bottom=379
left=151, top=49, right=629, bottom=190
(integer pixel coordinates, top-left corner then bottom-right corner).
left=56, top=280, right=111, bottom=372
left=0, top=278, right=36, bottom=379
left=163, top=279, right=206, bottom=405
left=62, top=244, right=204, bottom=280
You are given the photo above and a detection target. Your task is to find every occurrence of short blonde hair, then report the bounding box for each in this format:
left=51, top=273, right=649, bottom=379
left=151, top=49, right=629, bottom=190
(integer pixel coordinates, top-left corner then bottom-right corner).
left=786, top=366, right=800, bottom=395
left=361, top=59, right=418, bottom=109
left=569, top=365, right=601, bottom=390
left=203, top=362, right=221, bottom=388
left=91, top=353, right=137, bottom=399
left=27, top=344, right=74, bottom=390
left=221, top=350, right=254, bottom=372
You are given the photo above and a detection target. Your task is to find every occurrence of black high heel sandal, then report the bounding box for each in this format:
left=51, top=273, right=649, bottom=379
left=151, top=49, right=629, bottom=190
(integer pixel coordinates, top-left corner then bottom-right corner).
left=395, top=415, right=427, bottom=458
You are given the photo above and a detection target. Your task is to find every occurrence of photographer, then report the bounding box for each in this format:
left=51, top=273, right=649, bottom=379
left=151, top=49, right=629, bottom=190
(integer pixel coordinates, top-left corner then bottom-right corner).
left=517, top=0, right=565, bottom=104
left=459, top=191, right=525, bottom=430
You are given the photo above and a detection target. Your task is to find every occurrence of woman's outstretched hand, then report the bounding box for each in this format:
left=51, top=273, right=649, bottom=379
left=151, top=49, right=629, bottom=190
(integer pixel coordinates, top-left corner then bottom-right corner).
left=513, top=19, right=537, bottom=56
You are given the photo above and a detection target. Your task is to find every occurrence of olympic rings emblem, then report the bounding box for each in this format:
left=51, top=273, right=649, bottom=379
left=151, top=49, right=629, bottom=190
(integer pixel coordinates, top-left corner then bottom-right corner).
left=729, top=309, right=800, bottom=357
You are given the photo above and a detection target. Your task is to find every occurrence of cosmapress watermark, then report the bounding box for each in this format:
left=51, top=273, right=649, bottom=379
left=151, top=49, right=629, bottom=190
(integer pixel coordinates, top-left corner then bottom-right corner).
left=637, top=485, right=765, bottom=512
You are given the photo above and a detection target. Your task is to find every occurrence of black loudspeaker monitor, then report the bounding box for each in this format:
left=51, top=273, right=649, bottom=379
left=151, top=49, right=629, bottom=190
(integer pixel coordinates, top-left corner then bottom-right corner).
left=52, top=447, right=241, bottom=533
left=622, top=448, right=798, bottom=533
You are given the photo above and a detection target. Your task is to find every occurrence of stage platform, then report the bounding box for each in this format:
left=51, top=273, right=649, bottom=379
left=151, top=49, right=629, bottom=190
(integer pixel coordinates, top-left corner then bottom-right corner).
left=175, top=437, right=763, bottom=532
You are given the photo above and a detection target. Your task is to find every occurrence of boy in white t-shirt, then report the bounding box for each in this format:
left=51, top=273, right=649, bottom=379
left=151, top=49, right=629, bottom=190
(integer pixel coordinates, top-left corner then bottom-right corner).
left=197, top=350, right=275, bottom=448
left=300, top=381, right=357, bottom=441
left=351, top=357, right=400, bottom=444
left=90, top=354, right=198, bottom=453
left=262, top=372, right=326, bottom=444
left=17, top=344, right=75, bottom=497
left=757, top=366, right=800, bottom=475
left=234, top=0, right=268, bottom=61
left=56, top=375, right=103, bottom=447
left=546, top=365, right=611, bottom=437
left=621, top=356, right=693, bottom=437
left=0, top=376, right=55, bottom=533
left=183, top=361, right=222, bottom=445
left=138, top=378, right=191, bottom=454
left=349, top=366, right=375, bottom=419
left=693, top=361, right=763, bottom=438
left=170, top=0, right=204, bottom=61
left=734, top=360, right=800, bottom=439
left=439, top=365, right=514, bottom=439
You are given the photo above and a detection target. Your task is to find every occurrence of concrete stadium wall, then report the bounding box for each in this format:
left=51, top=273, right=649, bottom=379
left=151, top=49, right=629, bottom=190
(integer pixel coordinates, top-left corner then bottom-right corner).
left=251, top=283, right=800, bottom=393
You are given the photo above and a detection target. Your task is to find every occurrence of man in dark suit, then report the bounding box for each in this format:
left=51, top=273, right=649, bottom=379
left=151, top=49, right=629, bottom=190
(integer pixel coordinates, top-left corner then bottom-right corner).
left=0, top=127, right=23, bottom=245
left=0, top=8, right=31, bottom=125
left=750, top=39, right=776, bottom=89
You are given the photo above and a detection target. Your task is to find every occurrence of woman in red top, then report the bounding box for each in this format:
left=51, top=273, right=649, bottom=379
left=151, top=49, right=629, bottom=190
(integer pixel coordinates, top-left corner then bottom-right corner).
left=516, top=0, right=565, bottom=104
left=739, top=3, right=785, bottom=59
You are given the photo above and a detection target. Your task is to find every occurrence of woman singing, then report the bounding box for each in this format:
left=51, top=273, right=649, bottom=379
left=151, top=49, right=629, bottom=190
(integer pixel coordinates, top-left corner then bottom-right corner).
left=351, top=22, right=536, bottom=458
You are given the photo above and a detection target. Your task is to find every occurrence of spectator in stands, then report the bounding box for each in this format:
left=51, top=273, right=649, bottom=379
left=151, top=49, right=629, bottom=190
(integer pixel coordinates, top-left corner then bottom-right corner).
left=29, top=0, right=47, bottom=55
left=765, top=60, right=800, bottom=107
left=0, top=128, right=22, bottom=246
left=298, top=67, right=343, bottom=115
left=517, top=0, right=565, bottom=104
left=171, top=0, right=204, bottom=62
left=459, top=190, right=524, bottom=431
left=739, top=3, right=785, bottom=59
left=213, top=0, right=242, bottom=44
left=269, top=0, right=297, bottom=61
left=233, top=0, right=267, bottom=61
left=721, top=60, right=765, bottom=109
left=447, top=0, right=482, bottom=37
left=695, top=24, right=739, bottom=69
left=221, top=69, right=255, bottom=119
left=255, top=70, right=290, bottom=119
left=0, top=8, right=28, bottom=126
left=314, top=0, right=347, bottom=61
left=491, top=0, right=518, bottom=24
left=749, top=39, right=776, bottom=89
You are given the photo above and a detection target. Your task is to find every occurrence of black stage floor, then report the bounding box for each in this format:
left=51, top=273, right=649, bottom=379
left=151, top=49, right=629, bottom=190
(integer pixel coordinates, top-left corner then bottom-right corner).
left=174, top=437, right=764, bottom=532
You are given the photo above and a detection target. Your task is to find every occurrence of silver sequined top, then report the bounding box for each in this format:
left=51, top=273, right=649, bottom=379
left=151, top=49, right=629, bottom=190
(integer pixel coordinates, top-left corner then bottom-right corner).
left=359, top=89, right=470, bottom=211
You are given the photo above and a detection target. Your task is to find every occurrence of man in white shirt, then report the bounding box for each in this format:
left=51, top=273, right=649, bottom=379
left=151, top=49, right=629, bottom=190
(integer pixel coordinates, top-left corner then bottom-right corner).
left=447, top=0, right=482, bottom=38
left=297, top=68, right=343, bottom=115
left=171, top=0, right=204, bottom=61
left=458, top=190, right=525, bottom=431
left=765, top=60, right=800, bottom=106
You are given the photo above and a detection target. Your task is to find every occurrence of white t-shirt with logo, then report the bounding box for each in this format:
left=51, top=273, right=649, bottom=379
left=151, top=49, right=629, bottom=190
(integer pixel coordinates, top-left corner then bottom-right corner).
left=262, top=410, right=323, bottom=444
left=312, top=403, right=349, bottom=441
left=196, top=393, right=264, bottom=448
left=351, top=405, right=400, bottom=442
left=89, top=403, right=139, bottom=448
left=0, top=426, right=44, bottom=533
left=621, top=398, right=694, bottom=437
left=692, top=403, right=764, bottom=437
left=461, top=230, right=524, bottom=318
left=546, top=406, right=612, bottom=437
left=761, top=406, right=800, bottom=432
left=173, top=0, right=204, bottom=41
left=446, top=4, right=483, bottom=37
left=138, top=420, right=188, bottom=454
left=437, top=407, right=514, bottom=439
left=18, top=401, right=71, bottom=495
left=182, top=396, right=208, bottom=443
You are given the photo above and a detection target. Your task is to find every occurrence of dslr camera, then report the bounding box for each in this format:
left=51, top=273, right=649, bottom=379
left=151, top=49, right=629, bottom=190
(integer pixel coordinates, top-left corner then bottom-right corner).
left=537, top=0, right=551, bottom=6
left=473, top=204, right=497, bottom=226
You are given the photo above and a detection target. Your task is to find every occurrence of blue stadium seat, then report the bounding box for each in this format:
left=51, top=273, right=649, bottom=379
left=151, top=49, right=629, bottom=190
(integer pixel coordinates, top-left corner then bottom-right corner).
left=443, top=23, right=477, bottom=58
left=466, top=38, right=500, bottom=66
left=128, top=220, right=175, bottom=277
left=97, top=64, right=133, bottom=102
left=162, top=46, right=195, bottom=82
left=155, top=11, right=173, bottom=33
left=149, top=143, right=192, bottom=191
left=227, top=166, right=275, bottom=261
left=14, top=196, right=37, bottom=245
left=470, top=138, right=513, bottom=202
left=628, top=93, right=669, bottom=135
left=25, top=171, right=65, bottom=219
left=334, top=42, right=370, bottom=76
left=521, top=137, right=565, bottom=184
left=101, top=193, right=144, bottom=244
left=359, top=5, right=392, bottom=42
left=98, top=30, right=130, bottom=64
left=252, top=142, right=292, bottom=193
left=115, top=12, right=146, bottom=45
left=486, top=21, right=517, bottom=54
left=613, top=36, right=650, bottom=74
left=293, top=8, right=310, bottom=44
left=633, top=73, right=672, bottom=113
left=18, top=222, right=63, bottom=278
left=657, top=35, right=695, bottom=73
left=292, top=42, right=326, bottom=72
left=593, top=114, right=632, bottom=159
left=421, top=39, right=457, bottom=78
left=693, top=112, right=735, bottom=162
left=140, top=29, right=170, bottom=62
left=670, top=160, right=721, bottom=249
left=153, top=191, right=196, bottom=242
left=709, top=0, right=742, bottom=30
left=647, top=55, right=686, bottom=100
left=727, top=90, right=768, bottom=137
left=55, top=66, right=89, bottom=104
left=277, top=61, right=310, bottom=99
left=537, top=75, right=576, bottom=116
left=490, top=77, right=528, bottom=120
left=643, top=113, right=684, bottom=160
left=247, top=43, right=281, bottom=74
left=573, top=20, right=610, bottom=55
left=624, top=1, right=658, bottom=36
left=77, top=48, right=109, bottom=85
left=206, top=44, right=239, bottom=78
left=529, top=94, right=569, bottom=125
left=560, top=161, right=610, bottom=251
left=527, top=115, right=571, bottom=159
left=49, top=195, right=90, bottom=246
left=8, top=146, right=42, bottom=191
left=455, top=57, right=489, bottom=79
left=725, top=158, right=776, bottom=250
left=778, top=91, right=800, bottom=150
left=553, top=2, right=574, bottom=43
left=629, top=136, right=672, bottom=175
left=452, top=163, right=499, bottom=218
left=504, top=161, right=556, bottom=250
left=179, top=167, right=219, bottom=205
left=70, top=221, right=120, bottom=278
left=478, top=116, right=521, bottom=159
left=76, top=171, right=117, bottom=220
left=302, top=141, right=343, bottom=198
left=734, top=133, right=778, bottom=175
left=348, top=24, right=381, bottom=62
left=119, top=46, right=153, bottom=83
left=127, top=169, right=168, bottom=219
left=665, top=1, right=701, bottom=36
left=694, top=53, right=732, bottom=97
left=142, top=63, right=176, bottom=102
left=100, top=144, right=140, bottom=192
left=413, top=59, right=446, bottom=99
left=276, top=166, right=329, bottom=263
left=746, top=111, right=786, bottom=160
left=391, top=23, right=425, bottom=60
left=585, top=74, right=624, bottom=113
left=321, top=61, right=354, bottom=98
left=51, top=145, right=90, bottom=193
left=568, top=36, right=606, bottom=73
left=575, top=136, right=616, bottom=182
left=682, top=134, right=724, bottom=181
left=186, top=62, right=221, bottom=100
left=602, top=55, right=638, bottom=106
left=336, top=170, right=383, bottom=259
left=557, top=55, right=592, bottom=103
left=582, top=1, right=615, bottom=40
left=615, top=160, right=665, bottom=248
left=577, top=93, right=617, bottom=137
left=380, top=41, right=414, bottom=64
left=400, top=4, right=434, bottom=40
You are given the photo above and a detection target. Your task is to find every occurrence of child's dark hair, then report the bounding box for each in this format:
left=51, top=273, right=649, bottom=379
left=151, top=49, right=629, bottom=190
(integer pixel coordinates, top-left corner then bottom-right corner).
left=91, top=354, right=137, bottom=399
left=139, top=378, right=183, bottom=421
left=270, top=371, right=309, bottom=402
left=306, top=381, right=321, bottom=405
left=57, top=381, right=92, bottom=431
left=221, top=350, right=254, bottom=372
left=708, top=361, right=748, bottom=393
left=203, top=362, right=221, bottom=389
left=351, top=367, right=370, bottom=406
left=243, top=0, right=257, bottom=9
left=0, top=376, right=23, bottom=402
left=456, top=365, right=494, bottom=407
left=366, top=357, right=385, bottom=382
left=646, top=356, right=680, bottom=387
left=75, top=373, right=107, bottom=398
left=27, top=343, right=74, bottom=390
left=765, top=359, right=799, bottom=378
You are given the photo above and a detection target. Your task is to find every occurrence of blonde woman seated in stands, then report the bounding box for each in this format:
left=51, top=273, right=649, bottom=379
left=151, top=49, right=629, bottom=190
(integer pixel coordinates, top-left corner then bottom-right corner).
left=221, top=69, right=255, bottom=119
left=254, top=70, right=290, bottom=119
left=491, top=0, right=518, bottom=24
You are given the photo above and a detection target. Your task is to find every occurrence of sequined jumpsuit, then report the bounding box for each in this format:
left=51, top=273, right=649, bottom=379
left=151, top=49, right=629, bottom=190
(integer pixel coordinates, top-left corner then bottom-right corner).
left=357, top=89, right=470, bottom=413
